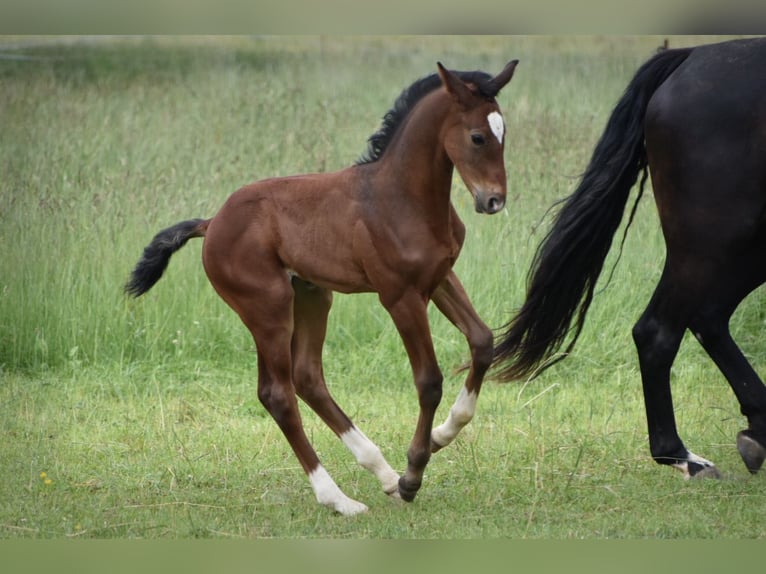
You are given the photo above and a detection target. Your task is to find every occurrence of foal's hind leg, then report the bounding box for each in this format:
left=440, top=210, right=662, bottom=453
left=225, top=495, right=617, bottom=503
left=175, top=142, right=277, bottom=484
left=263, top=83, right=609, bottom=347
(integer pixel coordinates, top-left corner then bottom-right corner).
left=429, top=270, right=493, bottom=452
left=217, top=274, right=368, bottom=515
left=255, top=346, right=367, bottom=515
left=290, top=279, right=400, bottom=496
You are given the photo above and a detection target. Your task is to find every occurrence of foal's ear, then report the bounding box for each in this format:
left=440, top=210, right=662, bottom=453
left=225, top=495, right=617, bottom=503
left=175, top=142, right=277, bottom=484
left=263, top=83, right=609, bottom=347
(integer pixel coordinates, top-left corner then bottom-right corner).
left=437, top=62, right=474, bottom=105
left=491, top=59, right=519, bottom=93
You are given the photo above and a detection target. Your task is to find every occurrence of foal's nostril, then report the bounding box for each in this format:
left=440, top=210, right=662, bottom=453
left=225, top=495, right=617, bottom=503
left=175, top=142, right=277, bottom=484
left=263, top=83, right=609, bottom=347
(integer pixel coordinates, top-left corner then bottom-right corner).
left=487, top=195, right=505, bottom=214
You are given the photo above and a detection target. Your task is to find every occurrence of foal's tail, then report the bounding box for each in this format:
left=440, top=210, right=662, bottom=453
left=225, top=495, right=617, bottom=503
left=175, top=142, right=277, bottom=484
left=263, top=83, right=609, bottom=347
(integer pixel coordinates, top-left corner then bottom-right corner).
left=124, top=218, right=210, bottom=297
left=491, top=46, right=693, bottom=382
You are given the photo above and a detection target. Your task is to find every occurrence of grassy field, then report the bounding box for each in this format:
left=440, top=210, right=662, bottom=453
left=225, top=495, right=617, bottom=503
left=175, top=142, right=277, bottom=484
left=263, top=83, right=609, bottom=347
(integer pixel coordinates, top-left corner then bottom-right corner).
left=1, top=35, right=764, bottom=539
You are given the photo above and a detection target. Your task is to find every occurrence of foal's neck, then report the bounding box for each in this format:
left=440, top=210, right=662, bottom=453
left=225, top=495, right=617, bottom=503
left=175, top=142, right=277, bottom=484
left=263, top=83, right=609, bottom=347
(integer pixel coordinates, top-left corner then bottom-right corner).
left=375, top=90, right=456, bottom=208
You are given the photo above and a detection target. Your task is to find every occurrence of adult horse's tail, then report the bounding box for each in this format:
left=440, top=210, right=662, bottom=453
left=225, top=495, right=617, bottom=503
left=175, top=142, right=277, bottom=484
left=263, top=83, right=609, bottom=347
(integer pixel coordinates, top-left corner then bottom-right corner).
left=125, top=218, right=209, bottom=297
left=492, top=46, right=693, bottom=382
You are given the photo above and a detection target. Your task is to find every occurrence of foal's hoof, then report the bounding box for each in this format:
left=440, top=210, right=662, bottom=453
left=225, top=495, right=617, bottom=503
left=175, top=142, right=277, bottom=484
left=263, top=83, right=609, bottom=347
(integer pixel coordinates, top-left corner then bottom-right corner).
left=384, top=485, right=402, bottom=500
left=397, top=476, right=420, bottom=503
left=330, top=498, right=369, bottom=516
left=737, top=430, right=766, bottom=474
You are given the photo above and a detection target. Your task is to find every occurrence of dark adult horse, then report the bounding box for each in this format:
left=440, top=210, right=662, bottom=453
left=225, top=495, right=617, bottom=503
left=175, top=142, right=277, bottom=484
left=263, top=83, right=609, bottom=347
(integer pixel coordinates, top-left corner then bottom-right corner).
left=492, top=37, right=766, bottom=478
left=126, top=61, right=518, bottom=514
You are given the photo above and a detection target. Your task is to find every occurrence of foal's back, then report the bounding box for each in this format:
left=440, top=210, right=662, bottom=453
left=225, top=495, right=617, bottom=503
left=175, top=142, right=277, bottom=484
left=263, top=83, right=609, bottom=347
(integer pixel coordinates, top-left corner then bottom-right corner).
left=202, top=166, right=376, bottom=295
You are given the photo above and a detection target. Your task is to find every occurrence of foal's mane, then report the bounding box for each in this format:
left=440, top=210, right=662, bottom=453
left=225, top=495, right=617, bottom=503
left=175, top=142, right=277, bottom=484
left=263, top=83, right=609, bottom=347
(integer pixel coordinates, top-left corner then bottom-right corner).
left=356, top=69, right=497, bottom=166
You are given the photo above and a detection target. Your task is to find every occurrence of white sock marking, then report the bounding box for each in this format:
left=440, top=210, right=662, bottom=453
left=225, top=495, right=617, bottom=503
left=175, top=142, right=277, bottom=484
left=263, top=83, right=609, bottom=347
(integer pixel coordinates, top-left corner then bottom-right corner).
left=341, top=426, right=400, bottom=495
left=487, top=111, right=504, bottom=143
left=308, top=465, right=368, bottom=515
left=432, top=387, right=477, bottom=448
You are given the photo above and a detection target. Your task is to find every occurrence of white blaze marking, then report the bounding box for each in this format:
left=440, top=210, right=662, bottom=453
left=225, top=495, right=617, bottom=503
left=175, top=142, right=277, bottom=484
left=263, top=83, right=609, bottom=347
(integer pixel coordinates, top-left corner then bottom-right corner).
left=341, top=426, right=400, bottom=495
left=431, top=387, right=478, bottom=448
left=487, top=111, right=504, bottom=143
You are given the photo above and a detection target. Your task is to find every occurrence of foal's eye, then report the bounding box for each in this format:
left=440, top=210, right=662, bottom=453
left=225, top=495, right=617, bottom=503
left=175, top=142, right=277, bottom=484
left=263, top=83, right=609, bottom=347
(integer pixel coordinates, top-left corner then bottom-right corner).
left=471, top=133, right=486, bottom=146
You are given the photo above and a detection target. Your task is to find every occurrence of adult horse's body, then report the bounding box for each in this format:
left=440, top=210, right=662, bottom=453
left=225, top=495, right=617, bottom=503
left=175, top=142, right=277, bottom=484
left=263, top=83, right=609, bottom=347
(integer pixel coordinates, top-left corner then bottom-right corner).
left=492, top=37, right=766, bottom=477
left=126, top=61, right=518, bottom=514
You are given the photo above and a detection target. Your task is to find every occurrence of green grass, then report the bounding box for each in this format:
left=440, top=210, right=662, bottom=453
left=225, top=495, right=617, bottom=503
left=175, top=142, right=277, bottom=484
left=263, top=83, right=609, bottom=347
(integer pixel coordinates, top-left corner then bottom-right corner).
left=1, top=35, right=764, bottom=539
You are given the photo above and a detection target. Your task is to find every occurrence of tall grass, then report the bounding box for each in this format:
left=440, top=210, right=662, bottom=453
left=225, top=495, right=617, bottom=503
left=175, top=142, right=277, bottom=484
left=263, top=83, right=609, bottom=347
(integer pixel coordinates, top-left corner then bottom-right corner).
left=1, top=35, right=764, bottom=539
left=2, top=35, right=666, bottom=373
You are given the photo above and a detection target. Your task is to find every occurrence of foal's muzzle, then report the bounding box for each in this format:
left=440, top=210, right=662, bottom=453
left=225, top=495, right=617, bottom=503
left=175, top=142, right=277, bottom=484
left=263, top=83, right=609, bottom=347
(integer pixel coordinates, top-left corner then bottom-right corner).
left=474, top=192, right=506, bottom=214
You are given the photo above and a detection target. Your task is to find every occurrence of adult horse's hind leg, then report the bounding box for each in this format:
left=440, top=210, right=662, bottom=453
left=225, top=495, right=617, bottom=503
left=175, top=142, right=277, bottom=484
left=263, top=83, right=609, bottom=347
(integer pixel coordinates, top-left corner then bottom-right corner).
left=632, top=267, right=721, bottom=478
left=687, top=269, right=766, bottom=474
left=430, top=270, right=493, bottom=452
left=634, top=253, right=766, bottom=477
left=290, top=278, right=401, bottom=497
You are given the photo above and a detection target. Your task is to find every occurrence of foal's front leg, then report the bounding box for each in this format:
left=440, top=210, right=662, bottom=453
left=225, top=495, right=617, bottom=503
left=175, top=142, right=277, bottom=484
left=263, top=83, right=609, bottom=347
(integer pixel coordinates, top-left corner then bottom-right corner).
left=384, top=289, right=444, bottom=502
left=429, top=270, right=493, bottom=452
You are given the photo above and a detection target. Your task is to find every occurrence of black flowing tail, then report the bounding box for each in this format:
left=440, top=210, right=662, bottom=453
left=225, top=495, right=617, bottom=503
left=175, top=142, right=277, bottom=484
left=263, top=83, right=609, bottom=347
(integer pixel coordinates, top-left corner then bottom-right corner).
left=492, top=46, right=693, bottom=382
left=124, top=218, right=209, bottom=297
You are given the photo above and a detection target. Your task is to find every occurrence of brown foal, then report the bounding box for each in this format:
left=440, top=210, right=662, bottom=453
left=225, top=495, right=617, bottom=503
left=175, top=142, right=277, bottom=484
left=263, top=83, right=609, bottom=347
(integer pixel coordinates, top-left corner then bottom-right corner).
left=126, top=60, right=518, bottom=514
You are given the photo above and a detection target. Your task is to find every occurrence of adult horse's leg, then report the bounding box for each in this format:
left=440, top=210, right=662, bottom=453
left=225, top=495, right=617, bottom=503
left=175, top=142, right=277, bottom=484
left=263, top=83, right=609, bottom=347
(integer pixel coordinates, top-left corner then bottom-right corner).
left=633, top=248, right=766, bottom=477
left=632, top=268, right=721, bottom=478
left=429, top=270, right=493, bottom=452
left=383, top=289, right=444, bottom=502
left=290, top=278, right=401, bottom=496
left=687, top=270, right=766, bottom=474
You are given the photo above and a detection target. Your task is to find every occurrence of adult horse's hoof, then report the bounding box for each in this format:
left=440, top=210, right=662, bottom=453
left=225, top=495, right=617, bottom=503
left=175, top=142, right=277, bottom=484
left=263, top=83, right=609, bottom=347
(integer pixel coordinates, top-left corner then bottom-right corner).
left=737, top=430, right=766, bottom=474
left=672, top=451, right=721, bottom=479
left=690, top=463, right=722, bottom=479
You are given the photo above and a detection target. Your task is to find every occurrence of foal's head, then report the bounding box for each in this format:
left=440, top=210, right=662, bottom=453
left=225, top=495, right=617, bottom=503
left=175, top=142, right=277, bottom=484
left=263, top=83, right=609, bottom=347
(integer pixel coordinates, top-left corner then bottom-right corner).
left=438, top=60, right=518, bottom=214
